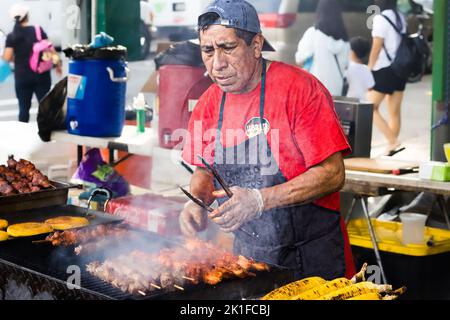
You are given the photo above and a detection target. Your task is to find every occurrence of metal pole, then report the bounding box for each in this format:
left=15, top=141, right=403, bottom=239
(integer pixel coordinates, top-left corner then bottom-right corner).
left=345, top=196, right=357, bottom=226
left=360, top=197, right=388, bottom=284
left=431, top=0, right=449, bottom=161
left=91, top=0, right=97, bottom=41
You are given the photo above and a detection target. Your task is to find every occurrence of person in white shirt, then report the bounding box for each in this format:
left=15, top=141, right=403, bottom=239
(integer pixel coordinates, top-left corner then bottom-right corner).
left=368, top=0, right=407, bottom=156
left=346, top=37, right=375, bottom=101
left=295, top=0, right=350, bottom=96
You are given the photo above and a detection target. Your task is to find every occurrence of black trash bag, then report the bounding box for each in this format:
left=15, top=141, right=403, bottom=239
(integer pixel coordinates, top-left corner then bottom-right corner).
left=63, top=44, right=127, bottom=60
left=37, top=76, right=68, bottom=142
left=154, top=41, right=204, bottom=70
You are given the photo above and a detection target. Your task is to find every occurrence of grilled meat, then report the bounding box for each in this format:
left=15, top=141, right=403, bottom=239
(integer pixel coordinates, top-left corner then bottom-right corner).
left=7, top=155, right=17, bottom=170
left=0, top=156, right=51, bottom=195
left=0, top=178, right=16, bottom=196
left=86, top=239, right=270, bottom=295
left=46, top=224, right=130, bottom=246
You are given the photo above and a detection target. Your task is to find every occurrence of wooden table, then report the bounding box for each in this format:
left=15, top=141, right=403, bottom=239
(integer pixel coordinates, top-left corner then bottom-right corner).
left=343, top=169, right=450, bottom=284
left=343, top=170, right=450, bottom=197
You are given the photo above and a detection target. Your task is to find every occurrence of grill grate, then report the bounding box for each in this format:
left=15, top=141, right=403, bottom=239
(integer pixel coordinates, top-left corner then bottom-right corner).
left=0, top=206, right=295, bottom=300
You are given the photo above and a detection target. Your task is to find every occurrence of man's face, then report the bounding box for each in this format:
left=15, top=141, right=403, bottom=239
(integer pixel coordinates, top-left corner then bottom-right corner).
left=199, top=25, right=263, bottom=94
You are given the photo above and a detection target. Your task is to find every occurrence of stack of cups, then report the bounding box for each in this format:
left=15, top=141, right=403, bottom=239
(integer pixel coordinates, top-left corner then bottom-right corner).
left=399, top=213, right=428, bottom=245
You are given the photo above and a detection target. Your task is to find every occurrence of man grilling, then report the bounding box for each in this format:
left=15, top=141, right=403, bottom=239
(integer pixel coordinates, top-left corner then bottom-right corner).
left=180, top=0, right=355, bottom=280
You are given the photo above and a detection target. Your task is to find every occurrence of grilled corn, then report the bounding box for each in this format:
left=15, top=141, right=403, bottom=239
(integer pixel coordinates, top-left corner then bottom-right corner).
left=261, top=276, right=326, bottom=300
left=348, top=292, right=382, bottom=300
left=292, top=278, right=353, bottom=300
left=318, top=282, right=392, bottom=300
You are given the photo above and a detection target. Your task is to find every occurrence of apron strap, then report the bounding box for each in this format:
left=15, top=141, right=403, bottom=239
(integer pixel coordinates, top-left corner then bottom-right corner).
left=259, top=58, right=267, bottom=126
left=217, top=59, right=267, bottom=135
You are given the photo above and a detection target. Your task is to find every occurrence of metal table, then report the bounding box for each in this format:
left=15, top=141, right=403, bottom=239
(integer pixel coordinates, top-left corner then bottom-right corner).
left=343, top=169, right=450, bottom=284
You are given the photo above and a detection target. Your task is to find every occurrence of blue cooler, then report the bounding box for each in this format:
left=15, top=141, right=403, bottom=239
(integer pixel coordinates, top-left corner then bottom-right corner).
left=66, top=46, right=129, bottom=137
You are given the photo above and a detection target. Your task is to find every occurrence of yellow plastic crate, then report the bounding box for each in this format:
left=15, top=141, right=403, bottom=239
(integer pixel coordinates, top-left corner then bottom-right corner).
left=347, top=218, right=450, bottom=256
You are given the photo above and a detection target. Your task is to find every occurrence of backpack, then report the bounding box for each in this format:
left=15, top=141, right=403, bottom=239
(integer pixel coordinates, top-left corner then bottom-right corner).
left=29, top=25, right=54, bottom=74
left=382, top=15, right=429, bottom=83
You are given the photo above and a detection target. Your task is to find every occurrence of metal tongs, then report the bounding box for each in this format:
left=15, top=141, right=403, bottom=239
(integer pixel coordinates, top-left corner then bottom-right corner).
left=179, top=155, right=259, bottom=239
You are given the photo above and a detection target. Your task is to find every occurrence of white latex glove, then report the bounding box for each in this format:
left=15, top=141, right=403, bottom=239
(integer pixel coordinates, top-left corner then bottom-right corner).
left=209, top=186, right=264, bottom=233
left=179, top=200, right=208, bottom=237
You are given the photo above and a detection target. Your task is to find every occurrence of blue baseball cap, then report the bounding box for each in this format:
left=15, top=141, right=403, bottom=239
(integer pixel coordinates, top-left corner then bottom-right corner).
left=198, top=0, right=275, bottom=52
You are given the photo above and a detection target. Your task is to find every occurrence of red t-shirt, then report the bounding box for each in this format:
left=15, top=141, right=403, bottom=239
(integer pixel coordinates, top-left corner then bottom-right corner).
left=182, top=61, right=350, bottom=212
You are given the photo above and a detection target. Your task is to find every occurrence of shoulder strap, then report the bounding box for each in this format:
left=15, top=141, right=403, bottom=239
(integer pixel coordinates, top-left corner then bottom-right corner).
left=381, top=14, right=404, bottom=35
left=383, top=43, right=393, bottom=62
left=334, top=54, right=344, bottom=79
left=381, top=14, right=403, bottom=62
left=34, top=25, right=42, bottom=41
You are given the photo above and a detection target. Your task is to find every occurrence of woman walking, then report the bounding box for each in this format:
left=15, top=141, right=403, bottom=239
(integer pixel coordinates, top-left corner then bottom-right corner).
left=295, top=0, right=350, bottom=96
left=368, top=0, right=407, bottom=155
left=2, top=4, right=61, bottom=123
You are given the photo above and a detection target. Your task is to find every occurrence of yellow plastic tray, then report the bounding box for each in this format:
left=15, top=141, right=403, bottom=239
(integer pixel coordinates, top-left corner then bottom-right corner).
left=347, top=218, right=450, bottom=256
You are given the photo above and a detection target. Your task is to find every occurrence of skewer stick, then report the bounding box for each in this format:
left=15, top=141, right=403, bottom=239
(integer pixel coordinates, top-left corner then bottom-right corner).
left=150, top=283, right=161, bottom=290
left=182, top=276, right=195, bottom=282
left=32, top=240, right=51, bottom=244
left=174, top=284, right=185, bottom=291
left=138, top=290, right=146, bottom=296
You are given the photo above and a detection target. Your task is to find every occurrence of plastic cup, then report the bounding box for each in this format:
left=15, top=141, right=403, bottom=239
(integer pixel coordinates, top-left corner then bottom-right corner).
left=444, top=143, right=450, bottom=163
left=399, top=213, right=427, bottom=245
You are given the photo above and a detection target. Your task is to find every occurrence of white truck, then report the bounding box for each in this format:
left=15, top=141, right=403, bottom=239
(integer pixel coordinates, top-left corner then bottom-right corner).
left=0, top=0, right=64, bottom=50
left=152, top=0, right=210, bottom=41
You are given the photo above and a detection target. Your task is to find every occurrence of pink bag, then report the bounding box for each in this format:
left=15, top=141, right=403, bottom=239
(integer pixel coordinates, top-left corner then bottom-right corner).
left=29, top=25, right=54, bottom=74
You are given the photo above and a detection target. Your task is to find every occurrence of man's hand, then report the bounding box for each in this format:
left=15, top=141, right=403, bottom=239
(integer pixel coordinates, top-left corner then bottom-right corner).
left=179, top=200, right=208, bottom=237
left=209, top=187, right=264, bottom=233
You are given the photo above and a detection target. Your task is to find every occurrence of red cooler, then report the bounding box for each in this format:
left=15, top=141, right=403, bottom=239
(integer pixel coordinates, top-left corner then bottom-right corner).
left=158, top=65, right=212, bottom=149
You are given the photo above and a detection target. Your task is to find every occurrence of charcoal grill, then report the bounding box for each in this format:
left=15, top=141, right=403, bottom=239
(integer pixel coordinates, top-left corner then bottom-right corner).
left=0, top=207, right=296, bottom=300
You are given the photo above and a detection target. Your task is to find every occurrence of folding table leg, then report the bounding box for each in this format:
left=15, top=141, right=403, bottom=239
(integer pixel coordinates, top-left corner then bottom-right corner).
left=437, top=195, right=450, bottom=230
left=345, top=196, right=357, bottom=226
left=360, top=196, right=388, bottom=284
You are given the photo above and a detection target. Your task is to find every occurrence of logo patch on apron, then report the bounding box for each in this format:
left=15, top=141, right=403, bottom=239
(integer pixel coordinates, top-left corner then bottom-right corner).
left=245, top=117, right=270, bottom=138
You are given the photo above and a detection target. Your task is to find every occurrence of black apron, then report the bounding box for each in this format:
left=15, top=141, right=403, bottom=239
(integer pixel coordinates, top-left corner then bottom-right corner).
left=213, top=60, right=346, bottom=280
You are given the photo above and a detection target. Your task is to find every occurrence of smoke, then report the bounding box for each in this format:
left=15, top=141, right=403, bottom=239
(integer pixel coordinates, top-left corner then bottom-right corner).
left=4, top=279, right=54, bottom=300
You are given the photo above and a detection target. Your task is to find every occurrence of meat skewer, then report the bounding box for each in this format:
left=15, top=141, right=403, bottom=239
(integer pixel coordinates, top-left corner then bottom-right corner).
left=86, top=238, right=271, bottom=296
left=45, top=224, right=129, bottom=246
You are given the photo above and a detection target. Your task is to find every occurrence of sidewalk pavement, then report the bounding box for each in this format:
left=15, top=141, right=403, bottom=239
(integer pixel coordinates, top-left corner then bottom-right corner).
left=370, top=75, right=433, bottom=162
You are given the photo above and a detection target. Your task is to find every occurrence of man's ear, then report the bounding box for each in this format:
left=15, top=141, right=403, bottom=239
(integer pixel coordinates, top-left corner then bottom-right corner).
left=252, top=34, right=264, bottom=58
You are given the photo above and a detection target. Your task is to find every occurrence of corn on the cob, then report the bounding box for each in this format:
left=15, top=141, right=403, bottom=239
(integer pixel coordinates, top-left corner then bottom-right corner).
left=317, top=282, right=392, bottom=300
left=261, top=277, right=326, bottom=300
left=292, top=278, right=353, bottom=300
left=382, top=287, right=407, bottom=300
left=348, top=292, right=382, bottom=300
left=351, top=263, right=368, bottom=284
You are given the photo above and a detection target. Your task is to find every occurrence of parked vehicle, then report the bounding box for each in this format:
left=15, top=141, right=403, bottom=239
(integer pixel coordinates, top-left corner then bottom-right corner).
left=152, top=0, right=210, bottom=42
left=140, top=0, right=154, bottom=58
left=0, top=0, right=63, bottom=50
